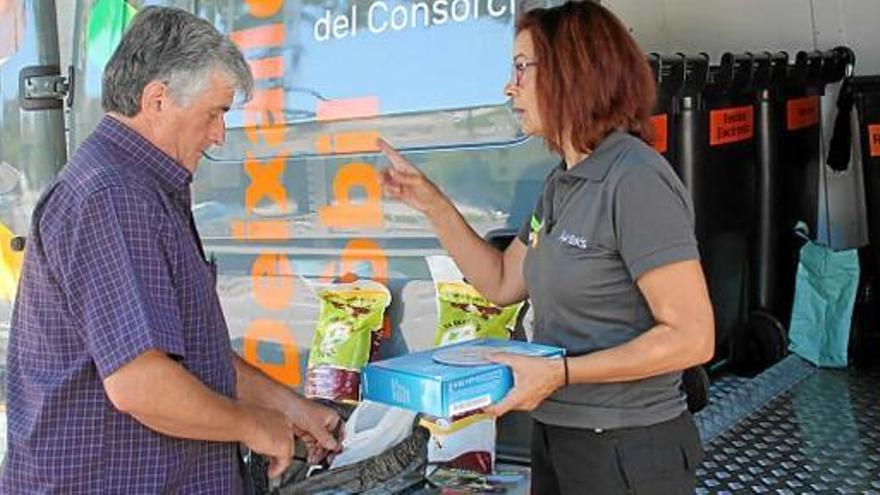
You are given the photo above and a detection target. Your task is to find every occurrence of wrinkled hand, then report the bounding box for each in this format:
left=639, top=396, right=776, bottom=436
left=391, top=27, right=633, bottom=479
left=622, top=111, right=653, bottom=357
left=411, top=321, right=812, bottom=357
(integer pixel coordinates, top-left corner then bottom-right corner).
left=377, top=138, right=448, bottom=215
left=283, top=397, right=343, bottom=465
left=483, top=353, right=566, bottom=417
left=242, top=404, right=295, bottom=479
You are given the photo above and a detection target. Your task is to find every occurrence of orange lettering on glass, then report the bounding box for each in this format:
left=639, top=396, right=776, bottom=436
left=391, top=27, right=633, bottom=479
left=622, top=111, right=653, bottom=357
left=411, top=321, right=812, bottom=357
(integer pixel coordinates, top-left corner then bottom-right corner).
left=244, top=88, right=286, bottom=147
left=314, top=131, right=381, bottom=155
left=232, top=10, right=298, bottom=384
left=231, top=219, right=289, bottom=240
left=334, top=131, right=381, bottom=153
left=252, top=254, right=295, bottom=311
left=339, top=239, right=388, bottom=282
left=319, top=238, right=388, bottom=285
left=248, top=56, right=285, bottom=80
left=244, top=152, right=289, bottom=214
left=315, top=135, right=333, bottom=155
left=244, top=0, right=284, bottom=19
left=242, top=320, right=301, bottom=386
left=313, top=96, right=389, bottom=335
left=230, top=23, right=284, bottom=50
left=318, top=163, right=383, bottom=228
left=316, top=97, right=381, bottom=122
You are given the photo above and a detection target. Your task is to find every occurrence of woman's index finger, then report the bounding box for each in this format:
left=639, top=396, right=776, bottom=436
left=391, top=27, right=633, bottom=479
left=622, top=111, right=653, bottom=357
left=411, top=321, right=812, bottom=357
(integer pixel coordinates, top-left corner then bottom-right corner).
left=376, top=138, right=417, bottom=172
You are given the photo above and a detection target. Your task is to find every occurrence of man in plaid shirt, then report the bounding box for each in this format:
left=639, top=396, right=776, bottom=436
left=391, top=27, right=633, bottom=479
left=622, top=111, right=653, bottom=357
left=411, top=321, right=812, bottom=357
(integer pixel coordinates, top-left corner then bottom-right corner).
left=1, top=7, right=341, bottom=493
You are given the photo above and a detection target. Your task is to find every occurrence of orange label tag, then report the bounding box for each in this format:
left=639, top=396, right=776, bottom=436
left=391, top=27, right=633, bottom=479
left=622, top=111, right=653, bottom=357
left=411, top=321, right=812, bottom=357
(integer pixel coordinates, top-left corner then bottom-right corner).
left=787, top=96, right=820, bottom=131
left=650, top=114, right=668, bottom=153
left=870, top=124, right=880, bottom=157
left=709, top=105, right=754, bottom=146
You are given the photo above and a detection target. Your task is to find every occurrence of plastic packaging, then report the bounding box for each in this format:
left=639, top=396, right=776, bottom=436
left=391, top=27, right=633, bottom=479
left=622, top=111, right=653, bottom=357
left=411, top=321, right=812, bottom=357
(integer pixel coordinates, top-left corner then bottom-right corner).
left=426, top=256, right=523, bottom=346
left=423, top=413, right=496, bottom=474
left=330, top=400, right=419, bottom=469
left=306, top=280, right=391, bottom=401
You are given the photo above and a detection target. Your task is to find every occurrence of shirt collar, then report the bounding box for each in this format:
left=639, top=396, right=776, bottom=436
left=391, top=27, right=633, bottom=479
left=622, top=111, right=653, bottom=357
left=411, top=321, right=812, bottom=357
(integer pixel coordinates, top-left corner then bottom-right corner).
left=558, top=131, right=632, bottom=182
left=94, top=115, right=193, bottom=194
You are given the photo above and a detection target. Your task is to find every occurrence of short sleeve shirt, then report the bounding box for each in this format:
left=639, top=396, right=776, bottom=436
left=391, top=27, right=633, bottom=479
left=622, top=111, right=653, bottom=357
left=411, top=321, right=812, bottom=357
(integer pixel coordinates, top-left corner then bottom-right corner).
left=1, top=117, right=242, bottom=493
left=517, top=131, right=699, bottom=430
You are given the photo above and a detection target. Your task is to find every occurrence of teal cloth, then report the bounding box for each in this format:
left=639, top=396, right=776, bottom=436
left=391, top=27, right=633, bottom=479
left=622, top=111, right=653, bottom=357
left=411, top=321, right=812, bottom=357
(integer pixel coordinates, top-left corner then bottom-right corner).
left=788, top=241, right=860, bottom=368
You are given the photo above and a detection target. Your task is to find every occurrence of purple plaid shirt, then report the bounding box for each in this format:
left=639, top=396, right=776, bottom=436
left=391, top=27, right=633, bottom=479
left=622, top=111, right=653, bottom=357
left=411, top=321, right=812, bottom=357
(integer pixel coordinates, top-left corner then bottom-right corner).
left=2, top=117, right=243, bottom=493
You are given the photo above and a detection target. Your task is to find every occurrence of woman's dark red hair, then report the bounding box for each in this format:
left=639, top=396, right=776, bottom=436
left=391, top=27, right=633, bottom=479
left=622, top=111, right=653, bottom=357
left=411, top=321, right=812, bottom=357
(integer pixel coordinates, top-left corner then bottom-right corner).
left=517, top=1, right=656, bottom=154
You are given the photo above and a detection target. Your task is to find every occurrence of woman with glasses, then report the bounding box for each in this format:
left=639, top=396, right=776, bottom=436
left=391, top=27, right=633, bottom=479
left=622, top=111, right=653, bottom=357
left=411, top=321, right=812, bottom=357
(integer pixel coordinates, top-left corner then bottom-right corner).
left=378, top=2, right=711, bottom=493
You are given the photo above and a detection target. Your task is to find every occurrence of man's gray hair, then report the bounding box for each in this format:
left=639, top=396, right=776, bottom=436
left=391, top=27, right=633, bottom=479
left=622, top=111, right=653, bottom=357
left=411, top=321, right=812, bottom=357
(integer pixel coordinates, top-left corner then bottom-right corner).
left=102, top=6, right=253, bottom=116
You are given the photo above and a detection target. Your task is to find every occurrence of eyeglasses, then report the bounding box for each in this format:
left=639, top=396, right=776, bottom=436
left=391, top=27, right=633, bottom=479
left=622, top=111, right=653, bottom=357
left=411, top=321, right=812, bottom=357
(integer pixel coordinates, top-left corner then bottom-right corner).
left=512, top=60, right=538, bottom=87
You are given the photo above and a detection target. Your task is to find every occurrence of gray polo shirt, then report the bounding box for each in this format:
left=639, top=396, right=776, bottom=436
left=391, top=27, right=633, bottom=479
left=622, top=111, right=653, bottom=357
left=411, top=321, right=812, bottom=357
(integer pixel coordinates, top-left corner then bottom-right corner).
left=516, top=131, right=699, bottom=430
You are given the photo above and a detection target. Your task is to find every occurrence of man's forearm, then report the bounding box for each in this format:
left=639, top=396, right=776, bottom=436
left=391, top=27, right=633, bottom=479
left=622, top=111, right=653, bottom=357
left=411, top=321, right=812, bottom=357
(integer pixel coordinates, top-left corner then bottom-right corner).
left=234, top=354, right=299, bottom=412
left=104, top=350, right=256, bottom=443
left=234, top=355, right=342, bottom=457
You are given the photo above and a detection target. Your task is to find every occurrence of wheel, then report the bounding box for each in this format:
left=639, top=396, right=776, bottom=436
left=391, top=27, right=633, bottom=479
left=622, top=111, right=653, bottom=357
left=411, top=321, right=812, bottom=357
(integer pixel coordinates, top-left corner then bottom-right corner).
left=730, top=310, right=787, bottom=377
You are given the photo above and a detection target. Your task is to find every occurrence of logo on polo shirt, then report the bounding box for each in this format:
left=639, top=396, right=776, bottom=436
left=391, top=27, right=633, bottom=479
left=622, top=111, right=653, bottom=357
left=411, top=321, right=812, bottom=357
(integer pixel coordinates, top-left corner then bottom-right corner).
left=558, top=230, right=588, bottom=250
left=529, top=215, right=543, bottom=248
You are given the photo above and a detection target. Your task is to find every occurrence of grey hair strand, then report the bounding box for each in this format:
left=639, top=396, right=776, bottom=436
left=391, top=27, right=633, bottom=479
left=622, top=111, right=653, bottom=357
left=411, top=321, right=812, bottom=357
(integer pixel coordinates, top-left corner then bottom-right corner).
left=102, top=6, right=253, bottom=116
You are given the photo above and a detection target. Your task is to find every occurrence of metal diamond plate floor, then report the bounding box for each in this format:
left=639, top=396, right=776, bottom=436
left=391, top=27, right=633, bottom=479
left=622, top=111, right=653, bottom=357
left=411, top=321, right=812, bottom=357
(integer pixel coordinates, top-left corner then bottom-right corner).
left=695, top=357, right=880, bottom=493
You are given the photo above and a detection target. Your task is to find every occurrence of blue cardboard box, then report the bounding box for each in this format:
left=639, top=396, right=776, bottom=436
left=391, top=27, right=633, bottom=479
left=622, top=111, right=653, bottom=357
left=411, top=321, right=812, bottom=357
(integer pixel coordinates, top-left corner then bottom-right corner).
left=362, top=339, right=565, bottom=418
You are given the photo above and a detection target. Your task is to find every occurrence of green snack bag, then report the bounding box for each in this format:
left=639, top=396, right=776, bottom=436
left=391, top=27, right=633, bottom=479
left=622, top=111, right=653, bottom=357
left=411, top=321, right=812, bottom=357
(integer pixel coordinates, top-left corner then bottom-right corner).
left=427, top=256, right=523, bottom=346
left=306, top=280, right=391, bottom=401
left=434, top=282, right=522, bottom=346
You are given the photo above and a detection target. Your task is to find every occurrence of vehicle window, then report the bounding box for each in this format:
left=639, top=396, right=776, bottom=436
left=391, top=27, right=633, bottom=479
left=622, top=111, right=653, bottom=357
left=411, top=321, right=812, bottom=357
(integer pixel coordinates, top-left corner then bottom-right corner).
left=200, top=0, right=521, bottom=158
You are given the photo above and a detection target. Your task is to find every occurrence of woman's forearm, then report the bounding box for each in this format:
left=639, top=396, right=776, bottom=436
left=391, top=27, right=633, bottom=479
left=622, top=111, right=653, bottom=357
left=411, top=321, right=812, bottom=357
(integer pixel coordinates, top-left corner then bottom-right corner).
left=426, top=199, right=524, bottom=305
left=567, top=321, right=713, bottom=384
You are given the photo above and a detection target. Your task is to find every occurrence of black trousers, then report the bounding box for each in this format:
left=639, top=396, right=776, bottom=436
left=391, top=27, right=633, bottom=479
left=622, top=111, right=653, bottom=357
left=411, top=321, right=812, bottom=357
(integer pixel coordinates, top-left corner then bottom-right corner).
left=530, top=412, right=704, bottom=495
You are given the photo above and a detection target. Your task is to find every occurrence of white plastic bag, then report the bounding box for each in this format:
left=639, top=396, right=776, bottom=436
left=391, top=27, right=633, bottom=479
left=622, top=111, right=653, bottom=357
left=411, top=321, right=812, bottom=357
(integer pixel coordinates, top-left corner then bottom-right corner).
left=329, top=400, right=418, bottom=469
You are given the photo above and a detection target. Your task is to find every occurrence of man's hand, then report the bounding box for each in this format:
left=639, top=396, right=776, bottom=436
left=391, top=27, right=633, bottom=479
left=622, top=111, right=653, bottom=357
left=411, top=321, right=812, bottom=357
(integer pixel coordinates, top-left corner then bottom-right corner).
left=281, top=397, right=343, bottom=465
left=483, top=353, right=565, bottom=417
left=241, top=404, right=296, bottom=478
left=232, top=356, right=343, bottom=464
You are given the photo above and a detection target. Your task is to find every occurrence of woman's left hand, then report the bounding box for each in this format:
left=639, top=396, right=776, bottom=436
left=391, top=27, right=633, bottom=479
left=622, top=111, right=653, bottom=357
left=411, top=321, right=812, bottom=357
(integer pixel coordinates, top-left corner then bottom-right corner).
left=483, top=353, right=566, bottom=417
